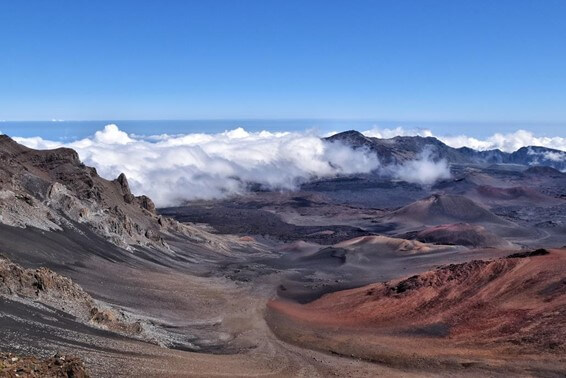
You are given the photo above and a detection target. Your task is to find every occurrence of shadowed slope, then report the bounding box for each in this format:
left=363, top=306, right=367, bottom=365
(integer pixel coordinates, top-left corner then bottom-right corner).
left=401, top=223, right=512, bottom=248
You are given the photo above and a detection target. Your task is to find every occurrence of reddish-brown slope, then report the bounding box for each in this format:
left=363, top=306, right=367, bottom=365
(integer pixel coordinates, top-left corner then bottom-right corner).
left=268, top=249, right=566, bottom=371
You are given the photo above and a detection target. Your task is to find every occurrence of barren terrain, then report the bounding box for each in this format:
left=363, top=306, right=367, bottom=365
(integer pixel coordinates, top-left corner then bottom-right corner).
left=1, top=133, right=565, bottom=376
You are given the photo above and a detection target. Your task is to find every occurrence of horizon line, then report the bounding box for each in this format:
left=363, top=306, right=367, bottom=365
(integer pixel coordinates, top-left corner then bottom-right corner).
left=2, top=118, right=566, bottom=125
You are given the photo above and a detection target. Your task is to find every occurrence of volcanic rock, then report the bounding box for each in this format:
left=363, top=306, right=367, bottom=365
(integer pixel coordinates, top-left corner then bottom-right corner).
left=0, top=135, right=175, bottom=249
left=0, top=257, right=142, bottom=335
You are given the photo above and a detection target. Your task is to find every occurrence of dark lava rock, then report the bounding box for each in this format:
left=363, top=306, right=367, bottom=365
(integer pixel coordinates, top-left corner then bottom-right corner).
left=507, top=249, right=550, bottom=259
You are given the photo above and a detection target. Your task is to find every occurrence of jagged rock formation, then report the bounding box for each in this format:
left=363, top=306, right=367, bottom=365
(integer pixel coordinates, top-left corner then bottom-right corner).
left=327, top=130, right=566, bottom=170
left=0, top=134, right=181, bottom=249
left=0, top=257, right=142, bottom=335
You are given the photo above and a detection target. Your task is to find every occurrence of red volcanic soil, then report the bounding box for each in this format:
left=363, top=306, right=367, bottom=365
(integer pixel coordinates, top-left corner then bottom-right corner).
left=410, top=223, right=510, bottom=248
left=267, top=249, right=566, bottom=373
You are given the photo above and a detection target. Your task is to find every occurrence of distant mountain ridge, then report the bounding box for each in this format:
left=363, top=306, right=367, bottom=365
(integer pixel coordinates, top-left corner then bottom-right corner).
left=327, top=130, right=566, bottom=170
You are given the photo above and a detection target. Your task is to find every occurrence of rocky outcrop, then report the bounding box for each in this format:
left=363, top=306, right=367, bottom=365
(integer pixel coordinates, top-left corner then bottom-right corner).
left=115, top=173, right=135, bottom=203
left=137, top=195, right=156, bottom=213
left=0, top=135, right=185, bottom=249
left=0, top=257, right=142, bottom=335
left=0, top=258, right=93, bottom=319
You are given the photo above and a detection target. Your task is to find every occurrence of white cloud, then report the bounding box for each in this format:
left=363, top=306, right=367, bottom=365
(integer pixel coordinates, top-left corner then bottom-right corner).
left=14, top=125, right=380, bottom=206
left=388, top=147, right=451, bottom=185
left=439, top=130, right=566, bottom=152
left=362, top=126, right=434, bottom=139
left=12, top=124, right=565, bottom=206
left=541, top=151, right=566, bottom=162
left=93, top=124, right=134, bottom=145
left=527, top=147, right=566, bottom=163
left=12, top=136, right=62, bottom=150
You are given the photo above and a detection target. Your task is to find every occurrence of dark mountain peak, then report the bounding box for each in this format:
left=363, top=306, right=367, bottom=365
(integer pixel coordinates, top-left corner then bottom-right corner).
left=330, top=130, right=365, bottom=138
left=390, top=135, right=439, bottom=142
left=114, top=172, right=136, bottom=204
left=518, top=145, right=563, bottom=153
left=456, top=146, right=504, bottom=154
left=388, top=135, right=448, bottom=150
left=325, top=130, right=565, bottom=170
left=40, top=147, right=81, bottom=165
left=509, top=145, right=566, bottom=170
left=0, top=134, right=16, bottom=143
left=0, top=134, right=80, bottom=166
left=116, top=172, right=131, bottom=193
left=326, top=130, right=374, bottom=148
left=512, top=145, right=566, bottom=160
left=0, top=134, right=30, bottom=154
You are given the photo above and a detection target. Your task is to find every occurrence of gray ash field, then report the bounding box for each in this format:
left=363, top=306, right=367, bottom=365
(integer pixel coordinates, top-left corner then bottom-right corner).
left=1, top=132, right=566, bottom=377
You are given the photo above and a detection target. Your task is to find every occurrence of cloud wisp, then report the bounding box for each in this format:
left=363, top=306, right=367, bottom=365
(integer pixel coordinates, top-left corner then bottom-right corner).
left=389, top=147, right=452, bottom=186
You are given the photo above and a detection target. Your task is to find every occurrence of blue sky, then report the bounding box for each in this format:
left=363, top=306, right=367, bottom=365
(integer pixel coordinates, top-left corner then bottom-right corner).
left=1, top=0, right=566, bottom=125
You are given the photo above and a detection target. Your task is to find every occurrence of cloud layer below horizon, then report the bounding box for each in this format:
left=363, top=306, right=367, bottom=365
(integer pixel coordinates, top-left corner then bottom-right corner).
left=15, top=125, right=382, bottom=206
left=10, top=125, right=565, bottom=206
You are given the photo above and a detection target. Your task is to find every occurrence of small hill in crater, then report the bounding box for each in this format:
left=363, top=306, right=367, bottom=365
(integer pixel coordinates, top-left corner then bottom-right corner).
left=403, top=223, right=512, bottom=248
left=387, top=194, right=507, bottom=226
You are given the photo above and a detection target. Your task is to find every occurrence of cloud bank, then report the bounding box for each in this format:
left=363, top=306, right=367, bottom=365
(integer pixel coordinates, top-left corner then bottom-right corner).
left=15, top=125, right=380, bottom=206
left=11, top=124, right=564, bottom=206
